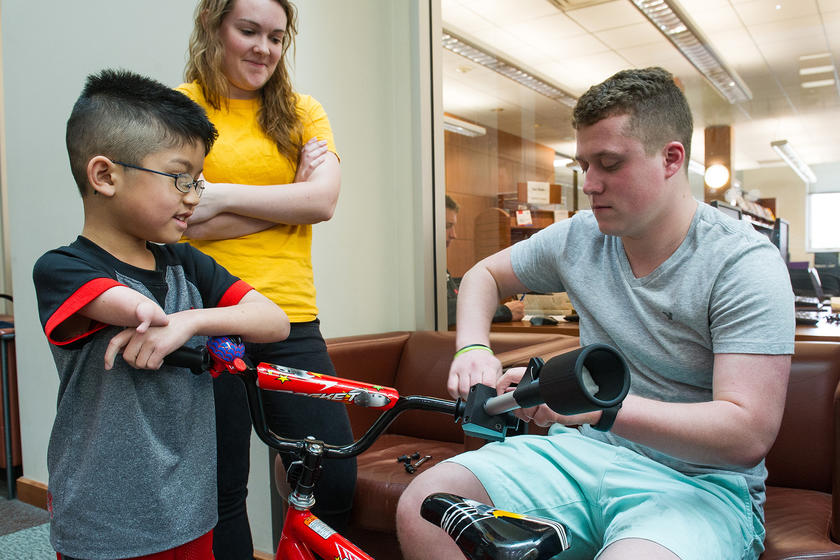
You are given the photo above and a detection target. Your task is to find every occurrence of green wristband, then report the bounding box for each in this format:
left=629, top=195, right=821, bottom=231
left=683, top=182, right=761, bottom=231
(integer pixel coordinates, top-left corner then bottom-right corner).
left=454, top=344, right=494, bottom=359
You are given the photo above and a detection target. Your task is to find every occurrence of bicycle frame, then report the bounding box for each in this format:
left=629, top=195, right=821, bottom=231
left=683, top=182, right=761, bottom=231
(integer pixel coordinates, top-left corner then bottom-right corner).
left=278, top=506, right=371, bottom=560
left=167, top=336, right=589, bottom=560
left=194, top=339, right=462, bottom=559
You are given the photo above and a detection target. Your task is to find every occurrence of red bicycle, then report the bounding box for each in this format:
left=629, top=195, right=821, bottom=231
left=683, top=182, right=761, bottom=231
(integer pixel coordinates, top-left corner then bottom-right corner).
left=167, top=337, right=630, bottom=560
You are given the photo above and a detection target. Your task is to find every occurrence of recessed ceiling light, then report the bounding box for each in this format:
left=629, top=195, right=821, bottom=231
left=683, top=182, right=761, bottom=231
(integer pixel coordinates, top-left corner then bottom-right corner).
left=802, top=79, right=836, bottom=89
left=799, top=65, right=835, bottom=76
left=799, top=52, right=831, bottom=61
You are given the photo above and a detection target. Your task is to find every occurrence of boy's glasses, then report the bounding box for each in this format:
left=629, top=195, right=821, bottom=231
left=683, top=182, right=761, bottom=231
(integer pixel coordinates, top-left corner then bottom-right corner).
left=113, top=161, right=205, bottom=198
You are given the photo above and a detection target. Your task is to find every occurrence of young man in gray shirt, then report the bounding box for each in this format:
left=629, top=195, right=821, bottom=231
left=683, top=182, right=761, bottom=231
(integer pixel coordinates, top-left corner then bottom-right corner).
left=397, top=67, right=794, bottom=560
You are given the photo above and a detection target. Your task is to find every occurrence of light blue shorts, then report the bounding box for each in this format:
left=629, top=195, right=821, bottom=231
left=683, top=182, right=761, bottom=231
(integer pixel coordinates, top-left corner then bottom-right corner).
left=447, top=426, right=765, bottom=560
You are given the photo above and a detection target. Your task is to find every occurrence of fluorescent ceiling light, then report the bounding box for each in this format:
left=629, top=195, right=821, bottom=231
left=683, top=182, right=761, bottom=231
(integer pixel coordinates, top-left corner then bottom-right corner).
left=802, top=79, right=836, bottom=89
left=443, top=114, right=486, bottom=137
left=630, top=0, right=752, bottom=104
left=442, top=31, right=578, bottom=108
left=770, top=140, right=817, bottom=184
left=800, top=53, right=831, bottom=62
left=799, top=65, right=835, bottom=76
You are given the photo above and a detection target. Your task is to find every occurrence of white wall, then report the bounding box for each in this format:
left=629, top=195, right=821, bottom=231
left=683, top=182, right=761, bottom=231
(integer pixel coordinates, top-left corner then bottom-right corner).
left=2, top=0, right=434, bottom=553
left=741, top=166, right=809, bottom=263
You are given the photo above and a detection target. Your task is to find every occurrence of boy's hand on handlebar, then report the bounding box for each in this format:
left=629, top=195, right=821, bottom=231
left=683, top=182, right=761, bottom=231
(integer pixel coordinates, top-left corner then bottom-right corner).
left=104, top=313, right=196, bottom=371
left=447, top=350, right=502, bottom=399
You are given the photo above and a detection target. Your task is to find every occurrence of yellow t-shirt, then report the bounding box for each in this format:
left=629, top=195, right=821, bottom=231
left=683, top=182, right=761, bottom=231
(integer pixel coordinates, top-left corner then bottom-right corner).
left=176, top=82, right=338, bottom=322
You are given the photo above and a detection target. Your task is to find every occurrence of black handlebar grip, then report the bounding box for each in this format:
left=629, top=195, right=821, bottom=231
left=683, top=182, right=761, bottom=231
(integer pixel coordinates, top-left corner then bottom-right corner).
left=163, top=346, right=209, bottom=375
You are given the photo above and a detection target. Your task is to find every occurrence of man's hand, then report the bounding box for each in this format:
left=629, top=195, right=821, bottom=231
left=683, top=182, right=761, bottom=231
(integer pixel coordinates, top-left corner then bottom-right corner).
left=504, top=300, right=525, bottom=321
left=447, top=348, right=502, bottom=399
left=497, top=366, right=601, bottom=428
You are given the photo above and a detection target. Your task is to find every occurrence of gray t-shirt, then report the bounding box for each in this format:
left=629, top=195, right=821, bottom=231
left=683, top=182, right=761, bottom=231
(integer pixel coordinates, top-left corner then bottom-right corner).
left=33, top=237, right=249, bottom=559
left=511, top=202, right=795, bottom=516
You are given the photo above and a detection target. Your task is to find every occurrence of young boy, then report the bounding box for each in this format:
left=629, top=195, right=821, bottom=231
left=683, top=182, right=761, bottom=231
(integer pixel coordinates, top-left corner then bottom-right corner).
left=32, top=69, right=290, bottom=560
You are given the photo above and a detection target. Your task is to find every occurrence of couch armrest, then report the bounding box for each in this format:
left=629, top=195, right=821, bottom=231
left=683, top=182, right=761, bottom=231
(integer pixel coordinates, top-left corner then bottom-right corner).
left=495, top=337, right=581, bottom=368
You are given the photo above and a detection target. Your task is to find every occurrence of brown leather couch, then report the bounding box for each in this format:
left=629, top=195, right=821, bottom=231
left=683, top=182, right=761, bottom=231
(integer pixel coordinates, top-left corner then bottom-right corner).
left=273, top=335, right=840, bottom=559
left=761, top=341, right=840, bottom=559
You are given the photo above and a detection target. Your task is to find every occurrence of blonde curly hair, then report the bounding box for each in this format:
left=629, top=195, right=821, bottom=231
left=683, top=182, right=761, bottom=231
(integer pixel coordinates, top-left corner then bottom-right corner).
left=185, top=0, right=301, bottom=163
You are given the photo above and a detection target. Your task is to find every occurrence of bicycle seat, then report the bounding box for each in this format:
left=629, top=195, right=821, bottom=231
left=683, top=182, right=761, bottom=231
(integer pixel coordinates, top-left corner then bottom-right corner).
left=421, top=492, right=570, bottom=560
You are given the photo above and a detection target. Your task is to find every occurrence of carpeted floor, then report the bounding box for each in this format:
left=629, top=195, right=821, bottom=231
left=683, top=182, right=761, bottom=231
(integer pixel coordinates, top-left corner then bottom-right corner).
left=0, top=523, right=52, bottom=560
left=0, top=478, right=53, bottom=559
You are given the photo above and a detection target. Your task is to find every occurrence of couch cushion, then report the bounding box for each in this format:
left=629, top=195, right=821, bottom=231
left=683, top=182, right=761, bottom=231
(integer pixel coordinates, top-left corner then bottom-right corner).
left=761, top=486, right=840, bottom=559
left=351, top=434, right=464, bottom=533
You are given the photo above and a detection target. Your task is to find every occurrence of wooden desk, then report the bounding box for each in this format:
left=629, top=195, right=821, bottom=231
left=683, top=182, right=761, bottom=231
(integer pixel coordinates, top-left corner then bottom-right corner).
left=795, top=318, right=840, bottom=342
left=489, top=316, right=836, bottom=342
left=490, top=320, right=580, bottom=337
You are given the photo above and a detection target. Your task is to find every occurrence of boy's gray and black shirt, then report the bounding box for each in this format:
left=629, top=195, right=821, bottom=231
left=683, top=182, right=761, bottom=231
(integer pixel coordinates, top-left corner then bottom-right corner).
left=33, top=236, right=252, bottom=559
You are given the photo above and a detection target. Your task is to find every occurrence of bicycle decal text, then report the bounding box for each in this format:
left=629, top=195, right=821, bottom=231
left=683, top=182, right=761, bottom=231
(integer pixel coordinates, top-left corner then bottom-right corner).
left=304, top=515, right=336, bottom=540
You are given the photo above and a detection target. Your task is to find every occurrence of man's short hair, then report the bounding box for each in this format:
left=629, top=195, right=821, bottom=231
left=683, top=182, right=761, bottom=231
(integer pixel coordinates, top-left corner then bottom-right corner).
left=572, top=67, right=693, bottom=164
left=66, top=69, right=218, bottom=196
left=445, top=194, right=459, bottom=212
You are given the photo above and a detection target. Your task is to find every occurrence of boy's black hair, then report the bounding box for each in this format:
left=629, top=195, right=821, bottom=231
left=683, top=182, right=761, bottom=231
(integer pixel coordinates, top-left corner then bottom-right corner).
left=66, top=69, right=218, bottom=196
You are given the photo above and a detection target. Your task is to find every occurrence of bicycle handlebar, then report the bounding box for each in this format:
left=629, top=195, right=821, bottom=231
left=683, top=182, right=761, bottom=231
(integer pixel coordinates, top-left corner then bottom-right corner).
left=164, top=336, right=630, bottom=455
left=163, top=337, right=464, bottom=460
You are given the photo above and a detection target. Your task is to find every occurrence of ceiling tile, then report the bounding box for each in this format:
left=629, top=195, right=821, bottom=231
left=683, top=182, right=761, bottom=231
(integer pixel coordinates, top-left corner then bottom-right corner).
left=679, top=0, right=743, bottom=34
left=734, top=0, right=818, bottom=25
left=551, top=51, right=637, bottom=91
left=819, top=0, right=840, bottom=13
left=507, top=14, right=610, bottom=58
left=595, top=22, right=662, bottom=50
left=749, top=15, right=826, bottom=45
left=562, top=0, right=647, bottom=32
left=441, top=2, right=494, bottom=35
left=457, top=0, right=560, bottom=25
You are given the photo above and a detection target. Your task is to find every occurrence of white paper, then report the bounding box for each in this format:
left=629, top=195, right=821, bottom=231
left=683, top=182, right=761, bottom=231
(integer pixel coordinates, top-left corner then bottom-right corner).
left=527, top=181, right=550, bottom=204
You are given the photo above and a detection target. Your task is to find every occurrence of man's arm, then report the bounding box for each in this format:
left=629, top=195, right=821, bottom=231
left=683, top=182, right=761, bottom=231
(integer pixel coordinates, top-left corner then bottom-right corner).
left=514, top=352, right=790, bottom=469
left=447, top=247, right=528, bottom=398
left=610, top=352, right=790, bottom=468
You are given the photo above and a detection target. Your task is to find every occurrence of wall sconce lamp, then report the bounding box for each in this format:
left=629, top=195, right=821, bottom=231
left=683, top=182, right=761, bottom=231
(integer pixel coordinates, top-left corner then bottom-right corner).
left=770, top=140, right=817, bottom=184
left=704, top=163, right=730, bottom=190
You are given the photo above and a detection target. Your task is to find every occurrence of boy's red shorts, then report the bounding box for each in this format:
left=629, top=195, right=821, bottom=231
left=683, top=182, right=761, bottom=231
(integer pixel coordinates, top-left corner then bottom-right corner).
left=57, top=530, right=213, bottom=560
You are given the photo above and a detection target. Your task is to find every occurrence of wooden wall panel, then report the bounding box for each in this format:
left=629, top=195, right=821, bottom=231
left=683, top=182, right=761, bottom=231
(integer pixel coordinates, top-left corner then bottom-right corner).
left=445, top=117, right=557, bottom=278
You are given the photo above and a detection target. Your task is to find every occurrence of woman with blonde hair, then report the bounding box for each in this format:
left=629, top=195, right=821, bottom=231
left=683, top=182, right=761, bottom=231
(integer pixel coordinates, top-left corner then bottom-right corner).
left=179, top=0, right=354, bottom=557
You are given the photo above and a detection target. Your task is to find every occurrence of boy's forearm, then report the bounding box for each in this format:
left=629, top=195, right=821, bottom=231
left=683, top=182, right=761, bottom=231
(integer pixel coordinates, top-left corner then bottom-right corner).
left=79, top=286, right=164, bottom=327
left=173, top=296, right=289, bottom=344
